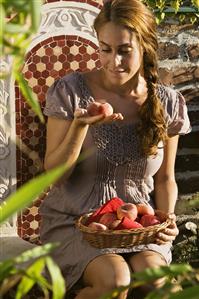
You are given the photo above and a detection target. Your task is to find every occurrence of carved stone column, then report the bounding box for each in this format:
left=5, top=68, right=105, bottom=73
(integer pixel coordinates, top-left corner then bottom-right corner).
left=1, top=1, right=102, bottom=239
left=29, top=1, right=100, bottom=50
left=0, top=55, right=17, bottom=236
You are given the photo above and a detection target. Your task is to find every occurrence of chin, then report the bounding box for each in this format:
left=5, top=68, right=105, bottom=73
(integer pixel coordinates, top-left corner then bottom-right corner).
left=105, top=70, right=130, bottom=84
left=110, top=77, right=129, bottom=86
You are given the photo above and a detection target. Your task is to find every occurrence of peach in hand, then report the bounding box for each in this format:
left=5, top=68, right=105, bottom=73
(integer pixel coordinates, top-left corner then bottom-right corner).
left=136, top=203, right=155, bottom=216
left=88, top=222, right=108, bottom=231
left=117, top=203, right=138, bottom=221
left=87, top=102, right=113, bottom=117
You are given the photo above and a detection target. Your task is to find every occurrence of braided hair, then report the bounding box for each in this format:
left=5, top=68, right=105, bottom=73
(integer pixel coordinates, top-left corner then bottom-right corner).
left=94, top=0, right=167, bottom=156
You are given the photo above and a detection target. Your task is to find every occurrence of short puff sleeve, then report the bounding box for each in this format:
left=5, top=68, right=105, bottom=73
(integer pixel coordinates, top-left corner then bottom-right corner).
left=163, top=89, right=192, bottom=136
left=43, top=78, right=75, bottom=120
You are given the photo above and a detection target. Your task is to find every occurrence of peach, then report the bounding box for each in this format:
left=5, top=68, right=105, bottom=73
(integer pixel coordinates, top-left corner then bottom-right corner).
left=109, top=219, right=122, bottom=230
left=86, top=214, right=102, bottom=226
left=140, top=215, right=161, bottom=227
left=117, top=203, right=138, bottom=221
left=87, top=102, right=113, bottom=117
left=136, top=203, right=155, bottom=216
left=115, top=217, right=143, bottom=230
left=88, top=222, right=108, bottom=231
left=99, top=212, right=118, bottom=229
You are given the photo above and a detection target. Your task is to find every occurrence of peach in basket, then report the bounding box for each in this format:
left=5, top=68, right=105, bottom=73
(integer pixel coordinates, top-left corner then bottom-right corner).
left=76, top=198, right=171, bottom=248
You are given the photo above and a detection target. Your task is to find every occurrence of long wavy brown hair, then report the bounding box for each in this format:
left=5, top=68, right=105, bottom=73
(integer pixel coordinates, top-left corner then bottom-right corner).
left=94, top=0, right=167, bottom=156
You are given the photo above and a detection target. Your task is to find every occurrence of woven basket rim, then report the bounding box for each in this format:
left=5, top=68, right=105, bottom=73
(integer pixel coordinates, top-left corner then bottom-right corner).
left=76, top=211, right=172, bottom=236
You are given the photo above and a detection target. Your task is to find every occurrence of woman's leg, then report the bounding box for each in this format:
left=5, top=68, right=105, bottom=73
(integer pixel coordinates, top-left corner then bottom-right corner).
left=128, top=250, right=167, bottom=298
left=75, top=253, right=131, bottom=299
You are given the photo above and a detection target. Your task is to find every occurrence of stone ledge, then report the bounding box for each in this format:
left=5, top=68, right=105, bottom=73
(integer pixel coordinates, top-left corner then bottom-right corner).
left=0, top=236, right=37, bottom=262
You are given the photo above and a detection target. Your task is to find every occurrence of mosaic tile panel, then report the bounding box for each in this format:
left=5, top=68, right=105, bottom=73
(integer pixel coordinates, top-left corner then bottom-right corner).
left=16, top=35, right=100, bottom=242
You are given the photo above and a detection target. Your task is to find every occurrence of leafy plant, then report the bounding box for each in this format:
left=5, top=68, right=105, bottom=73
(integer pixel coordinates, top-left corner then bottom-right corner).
left=99, top=263, right=199, bottom=299
left=0, top=243, right=66, bottom=299
left=143, top=0, right=199, bottom=23
left=0, top=163, right=68, bottom=224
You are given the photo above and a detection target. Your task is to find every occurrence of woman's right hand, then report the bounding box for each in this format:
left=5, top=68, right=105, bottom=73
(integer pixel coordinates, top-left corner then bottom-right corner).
left=74, top=108, right=123, bottom=126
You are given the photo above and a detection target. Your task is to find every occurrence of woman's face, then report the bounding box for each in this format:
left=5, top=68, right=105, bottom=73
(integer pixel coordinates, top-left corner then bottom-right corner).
left=98, top=22, right=143, bottom=86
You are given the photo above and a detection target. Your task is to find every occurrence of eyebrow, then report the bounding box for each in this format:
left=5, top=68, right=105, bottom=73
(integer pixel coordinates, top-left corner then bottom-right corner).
left=99, top=41, right=133, bottom=47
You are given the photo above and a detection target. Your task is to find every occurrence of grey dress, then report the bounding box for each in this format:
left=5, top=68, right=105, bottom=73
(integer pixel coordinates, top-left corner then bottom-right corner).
left=40, top=71, right=191, bottom=289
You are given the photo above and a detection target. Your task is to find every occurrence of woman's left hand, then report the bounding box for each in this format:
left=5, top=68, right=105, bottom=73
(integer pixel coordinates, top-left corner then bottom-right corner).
left=156, top=213, right=179, bottom=244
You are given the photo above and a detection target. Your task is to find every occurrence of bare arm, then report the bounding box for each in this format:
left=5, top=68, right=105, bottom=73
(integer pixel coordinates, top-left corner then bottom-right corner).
left=44, top=117, right=89, bottom=175
left=154, top=135, right=179, bottom=213
left=44, top=108, right=123, bottom=178
left=154, top=135, right=179, bottom=243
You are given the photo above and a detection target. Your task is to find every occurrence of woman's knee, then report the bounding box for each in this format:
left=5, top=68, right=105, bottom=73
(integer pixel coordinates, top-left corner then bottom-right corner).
left=83, top=254, right=131, bottom=291
left=128, top=250, right=167, bottom=296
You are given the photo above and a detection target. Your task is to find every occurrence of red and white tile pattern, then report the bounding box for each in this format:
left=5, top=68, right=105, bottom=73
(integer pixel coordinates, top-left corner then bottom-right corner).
left=16, top=35, right=100, bottom=242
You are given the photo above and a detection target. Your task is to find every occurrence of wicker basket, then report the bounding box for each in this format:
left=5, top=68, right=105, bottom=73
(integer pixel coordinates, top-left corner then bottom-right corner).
left=76, top=212, right=172, bottom=249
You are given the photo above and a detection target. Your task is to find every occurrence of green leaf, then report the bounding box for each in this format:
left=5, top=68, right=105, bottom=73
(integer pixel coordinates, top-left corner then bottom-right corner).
left=0, top=4, right=5, bottom=42
left=0, top=260, right=14, bottom=282
left=4, top=23, right=28, bottom=34
left=190, top=15, right=197, bottom=23
left=192, top=0, right=199, bottom=8
left=14, top=71, right=44, bottom=123
left=46, top=256, right=66, bottom=299
left=0, top=163, right=68, bottom=224
left=16, top=258, right=46, bottom=299
left=168, top=285, right=199, bottom=299
left=162, top=6, right=199, bottom=13
left=132, top=264, right=192, bottom=281
left=14, top=243, right=59, bottom=264
left=29, top=0, right=42, bottom=32
left=98, top=285, right=129, bottom=299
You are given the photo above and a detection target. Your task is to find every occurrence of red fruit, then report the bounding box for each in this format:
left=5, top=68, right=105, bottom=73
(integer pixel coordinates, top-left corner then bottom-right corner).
left=115, top=217, right=143, bottom=230
left=117, top=203, right=138, bottom=221
left=86, top=214, right=102, bottom=226
left=87, top=102, right=113, bottom=117
left=109, top=219, right=122, bottom=230
left=92, top=198, right=124, bottom=217
left=99, top=212, right=118, bottom=228
left=87, top=102, right=101, bottom=116
left=137, top=203, right=154, bottom=216
left=88, top=222, right=108, bottom=231
left=140, top=215, right=161, bottom=227
left=86, top=198, right=124, bottom=225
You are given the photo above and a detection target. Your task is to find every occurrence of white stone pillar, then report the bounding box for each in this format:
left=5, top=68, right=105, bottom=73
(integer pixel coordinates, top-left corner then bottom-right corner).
left=0, top=55, right=17, bottom=236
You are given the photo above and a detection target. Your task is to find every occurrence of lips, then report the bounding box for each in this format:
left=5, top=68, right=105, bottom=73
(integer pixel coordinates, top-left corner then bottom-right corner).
left=110, top=69, right=125, bottom=73
left=109, top=70, right=126, bottom=76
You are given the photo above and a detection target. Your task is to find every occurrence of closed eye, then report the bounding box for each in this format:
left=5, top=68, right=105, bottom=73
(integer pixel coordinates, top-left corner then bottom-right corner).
left=118, top=50, right=131, bottom=55
left=101, top=49, right=131, bottom=54
left=101, top=49, right=111, bottom=52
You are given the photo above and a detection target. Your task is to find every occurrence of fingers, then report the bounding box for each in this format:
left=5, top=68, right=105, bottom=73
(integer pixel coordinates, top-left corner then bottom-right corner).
left=98, top=113, right=124, bottom=124
left=74, top=108, right=87, bottom=117
left=74, top=109, right=105, bottom=124
left=74, top=108, right=124, bottom=125
left=156, top=223, right=179, bottom=245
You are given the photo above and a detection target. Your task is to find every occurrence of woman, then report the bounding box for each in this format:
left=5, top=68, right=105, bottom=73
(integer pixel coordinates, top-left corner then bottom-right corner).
left=40, top=0, right=191, bottom=298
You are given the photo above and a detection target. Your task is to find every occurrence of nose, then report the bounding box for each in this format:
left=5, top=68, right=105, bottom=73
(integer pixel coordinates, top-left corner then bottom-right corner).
left=111, top=53, right=122, bottom=67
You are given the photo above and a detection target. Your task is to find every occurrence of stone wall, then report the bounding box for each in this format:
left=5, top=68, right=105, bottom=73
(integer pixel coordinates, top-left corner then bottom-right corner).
left=158, top=23, right=199, bottom=195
